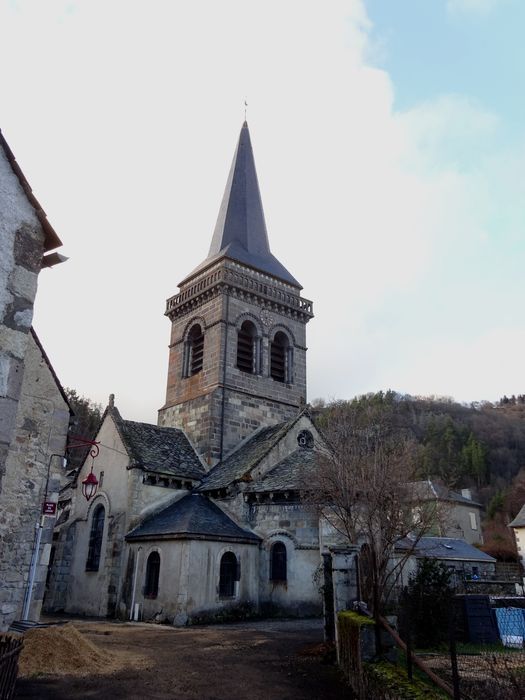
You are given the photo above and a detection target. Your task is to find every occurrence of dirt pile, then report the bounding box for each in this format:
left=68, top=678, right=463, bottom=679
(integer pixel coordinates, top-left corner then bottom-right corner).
left=18, top=623, right=115, bottom=678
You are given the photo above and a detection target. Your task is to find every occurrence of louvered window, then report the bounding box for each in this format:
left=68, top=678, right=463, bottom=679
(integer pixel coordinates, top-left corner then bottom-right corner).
left=184, top=324, right=204, bottom=376
left=237, top=321, right=260, bottom=374
left=270, top=331, right=292, bottom=383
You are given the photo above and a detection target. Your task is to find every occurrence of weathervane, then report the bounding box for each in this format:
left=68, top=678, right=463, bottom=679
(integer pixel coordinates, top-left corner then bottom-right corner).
left=244, top=99, right=248, bottom=121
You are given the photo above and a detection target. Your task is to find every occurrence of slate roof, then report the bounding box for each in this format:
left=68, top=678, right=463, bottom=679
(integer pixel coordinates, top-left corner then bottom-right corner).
left=126, top=493, right=260, bottom=543
left=397, top=537, right=496, bottom=563
left=509, top=504, right=525, bottom=528
left=248, top=448, right=317, bottom=492
left=410, top=480, right=482, bottom=507
left=181, top=122, right=301, bottom=289
left=111, top=409, right=205, bottom=480
left=198, top=415, right=304, bottom=491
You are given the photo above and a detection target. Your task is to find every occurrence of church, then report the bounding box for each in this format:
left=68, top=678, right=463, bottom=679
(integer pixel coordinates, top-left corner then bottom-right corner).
left=45, top=122, right=327, bottom=624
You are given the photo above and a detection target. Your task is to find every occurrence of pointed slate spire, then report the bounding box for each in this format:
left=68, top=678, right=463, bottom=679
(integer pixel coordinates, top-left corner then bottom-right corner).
left=182, top=123, right=300, bottom=288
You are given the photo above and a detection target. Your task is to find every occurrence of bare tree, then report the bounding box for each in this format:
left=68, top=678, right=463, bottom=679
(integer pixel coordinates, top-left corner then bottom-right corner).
left=312, top=397, right=442, bottom=620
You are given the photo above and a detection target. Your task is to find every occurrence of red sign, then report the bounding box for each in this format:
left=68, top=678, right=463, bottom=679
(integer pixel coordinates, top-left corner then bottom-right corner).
left=42, top=502, right=57, bottom=516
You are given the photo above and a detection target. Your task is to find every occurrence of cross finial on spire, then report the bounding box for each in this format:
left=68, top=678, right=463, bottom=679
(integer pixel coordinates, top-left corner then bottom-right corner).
left=244, top=99, right=248, bottom=123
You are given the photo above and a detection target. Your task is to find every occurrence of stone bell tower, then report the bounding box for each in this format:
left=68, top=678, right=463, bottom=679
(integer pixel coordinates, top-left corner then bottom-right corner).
left=158, top=122, right=313, bottom=466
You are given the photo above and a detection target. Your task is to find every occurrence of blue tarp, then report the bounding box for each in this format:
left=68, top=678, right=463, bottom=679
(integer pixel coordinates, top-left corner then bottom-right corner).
left=494, top=607, right=525, bottom=647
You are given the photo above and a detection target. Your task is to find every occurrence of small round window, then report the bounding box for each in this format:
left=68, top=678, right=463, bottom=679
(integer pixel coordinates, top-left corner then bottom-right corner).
left=297, top=429, right=314, bottom=449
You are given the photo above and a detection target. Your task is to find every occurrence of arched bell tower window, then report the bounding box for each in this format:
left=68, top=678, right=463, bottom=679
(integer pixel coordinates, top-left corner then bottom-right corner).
left=86, top=504, right=105, bottom=572
left=144, top=551, right=160, bottom=599
left=270, top=331, right=293, bottom=383
left=183, top=323, right=204, bottom=377
left=237, top=320, right=261, bottom=374
left=270, top=541, right=287, bottom=582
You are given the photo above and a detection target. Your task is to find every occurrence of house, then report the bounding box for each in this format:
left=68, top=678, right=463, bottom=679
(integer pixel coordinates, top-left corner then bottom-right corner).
left=410, top=480, right=484, bottom=545
left=396, top=536, right=496, bottom=589
left=45, top=122, right=323, bottom=624
left=0, top=129, right=69, bottom=630
left=509, top=505, right=525, bottom=587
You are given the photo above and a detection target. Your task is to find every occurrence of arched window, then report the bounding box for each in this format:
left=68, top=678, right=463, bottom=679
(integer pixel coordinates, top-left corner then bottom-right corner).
left=144, top=551, right=160, bottom=599
left=270, top=542, right=287, bottom=582
left=219, top=552, right=239, bottom=598
left=237, top=320, right=260, bottom=374
left=184, top=323, right=204, bottom=376
left=86, top=504, right=105, bottom=571
left=270, top=331, right=293, bottom=383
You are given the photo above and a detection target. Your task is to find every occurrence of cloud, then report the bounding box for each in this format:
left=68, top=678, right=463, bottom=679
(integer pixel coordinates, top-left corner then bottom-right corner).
left=1, top=0, right=522, bottom=417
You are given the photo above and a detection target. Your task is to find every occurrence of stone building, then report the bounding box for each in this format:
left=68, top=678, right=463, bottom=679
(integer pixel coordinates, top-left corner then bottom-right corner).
left=46, top=122, right=323, bottom=623
left=410, top=480, right=484, bottom=545
left=0, top=130, right=69, bottom=630
left=509, top=505, right=525, bottom=588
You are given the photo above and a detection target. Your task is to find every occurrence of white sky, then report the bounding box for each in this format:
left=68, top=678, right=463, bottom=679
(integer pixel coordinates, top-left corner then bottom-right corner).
left=1, top=0, right=524, bottom=421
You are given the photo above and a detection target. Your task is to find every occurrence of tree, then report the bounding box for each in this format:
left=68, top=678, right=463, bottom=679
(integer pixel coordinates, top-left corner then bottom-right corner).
left=65, top=388, right=103, bottom=470
left=312, top=397, right=439, bottom=622
left=401, top=559, right=453, bottom=649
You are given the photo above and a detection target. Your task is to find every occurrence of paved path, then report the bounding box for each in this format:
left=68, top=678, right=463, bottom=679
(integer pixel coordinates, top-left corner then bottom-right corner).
left=16, top=618, right=350, bottom=699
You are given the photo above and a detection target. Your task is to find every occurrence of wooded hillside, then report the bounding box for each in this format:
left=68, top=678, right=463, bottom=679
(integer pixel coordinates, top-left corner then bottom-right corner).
left=314, top=391, right=525, bottom=558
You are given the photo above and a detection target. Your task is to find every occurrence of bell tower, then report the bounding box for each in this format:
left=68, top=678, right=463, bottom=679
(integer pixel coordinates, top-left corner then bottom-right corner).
left=158, top=123, right=313, bottom=465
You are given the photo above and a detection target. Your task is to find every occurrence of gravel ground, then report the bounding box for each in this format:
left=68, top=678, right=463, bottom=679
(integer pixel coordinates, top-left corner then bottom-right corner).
left=15, top=617, right=350, bottom=700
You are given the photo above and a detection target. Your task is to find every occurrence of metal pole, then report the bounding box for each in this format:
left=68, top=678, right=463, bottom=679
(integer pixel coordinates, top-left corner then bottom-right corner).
left=130, top=547, right=142, bottom=620
left=21, top=519, right=43, bottom=620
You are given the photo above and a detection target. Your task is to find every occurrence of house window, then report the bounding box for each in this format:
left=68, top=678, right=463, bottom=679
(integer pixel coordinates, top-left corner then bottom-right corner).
left=237, top=320, right=260, bottom=374
left=469, top=512, right=477, bottom=530
left=144, top=551, right=160, bottom=598
left=184, top=323, right=204, bottom=376
left=270, top=331, right=292, bottom=383
left=270, top=542, right=287, bottom=582
left=219, top=552, right=239, bottom=598
left=85, top=504, right=105, bottom=571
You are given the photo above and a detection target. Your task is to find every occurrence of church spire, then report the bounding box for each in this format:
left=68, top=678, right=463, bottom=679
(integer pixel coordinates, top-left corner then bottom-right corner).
left=183, top=123, right=300, bottom=288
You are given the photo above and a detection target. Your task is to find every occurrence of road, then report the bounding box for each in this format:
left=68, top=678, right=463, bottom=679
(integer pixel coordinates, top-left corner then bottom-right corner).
left=16, top=618, right=350, bottom=699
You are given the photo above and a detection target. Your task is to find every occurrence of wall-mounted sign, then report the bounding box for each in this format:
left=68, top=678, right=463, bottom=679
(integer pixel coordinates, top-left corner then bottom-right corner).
left=42, top=502, right=57, bottom=516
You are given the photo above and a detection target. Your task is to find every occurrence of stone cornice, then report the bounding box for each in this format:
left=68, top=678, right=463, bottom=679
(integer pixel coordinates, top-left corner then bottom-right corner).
left=166, top=263, right=313, bottom=323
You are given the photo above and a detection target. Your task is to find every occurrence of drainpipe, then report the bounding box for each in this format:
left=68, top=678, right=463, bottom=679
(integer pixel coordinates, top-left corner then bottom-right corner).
left=130, top=546, right=142, bottom=621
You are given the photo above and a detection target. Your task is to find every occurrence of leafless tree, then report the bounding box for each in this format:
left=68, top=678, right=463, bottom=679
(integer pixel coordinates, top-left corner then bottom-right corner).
left=311, top=398, right=444, bottom=620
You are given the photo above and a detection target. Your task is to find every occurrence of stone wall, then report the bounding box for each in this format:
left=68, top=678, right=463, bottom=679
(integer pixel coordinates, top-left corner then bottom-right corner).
left=0, top=332, right=69, bottom=629
left=0, top=145, right=45, bottom=481
left=126, top=538, right=260, bottom=625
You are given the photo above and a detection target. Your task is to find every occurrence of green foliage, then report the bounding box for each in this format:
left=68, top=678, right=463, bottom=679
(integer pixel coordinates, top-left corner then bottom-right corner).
left=401, top=559, right=453, bottom=650
left=364, top=661, right=448, bottom=700
left=317, top=390, right=525, bottom=492
left=338, top=611, right=375, bottom=627
left=487, top=491, right=505, bottom=519
left=65, top=388, right=103, bottom=470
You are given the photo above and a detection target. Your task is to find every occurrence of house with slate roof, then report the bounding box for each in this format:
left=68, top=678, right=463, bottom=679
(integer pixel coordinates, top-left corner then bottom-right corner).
left=410, top=480, right=484, bottom=545
left=396, top=536, right=496, bottom=590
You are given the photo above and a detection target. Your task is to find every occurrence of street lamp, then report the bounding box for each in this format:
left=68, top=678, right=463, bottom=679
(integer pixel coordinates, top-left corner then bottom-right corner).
left=82, top=470, right=99, bottom=501
left=67, top=437, right=101, bottom=502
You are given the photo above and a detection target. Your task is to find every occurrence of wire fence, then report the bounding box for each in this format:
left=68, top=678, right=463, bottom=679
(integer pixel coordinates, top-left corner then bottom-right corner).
left=397, top=595, right=525, bottom=699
